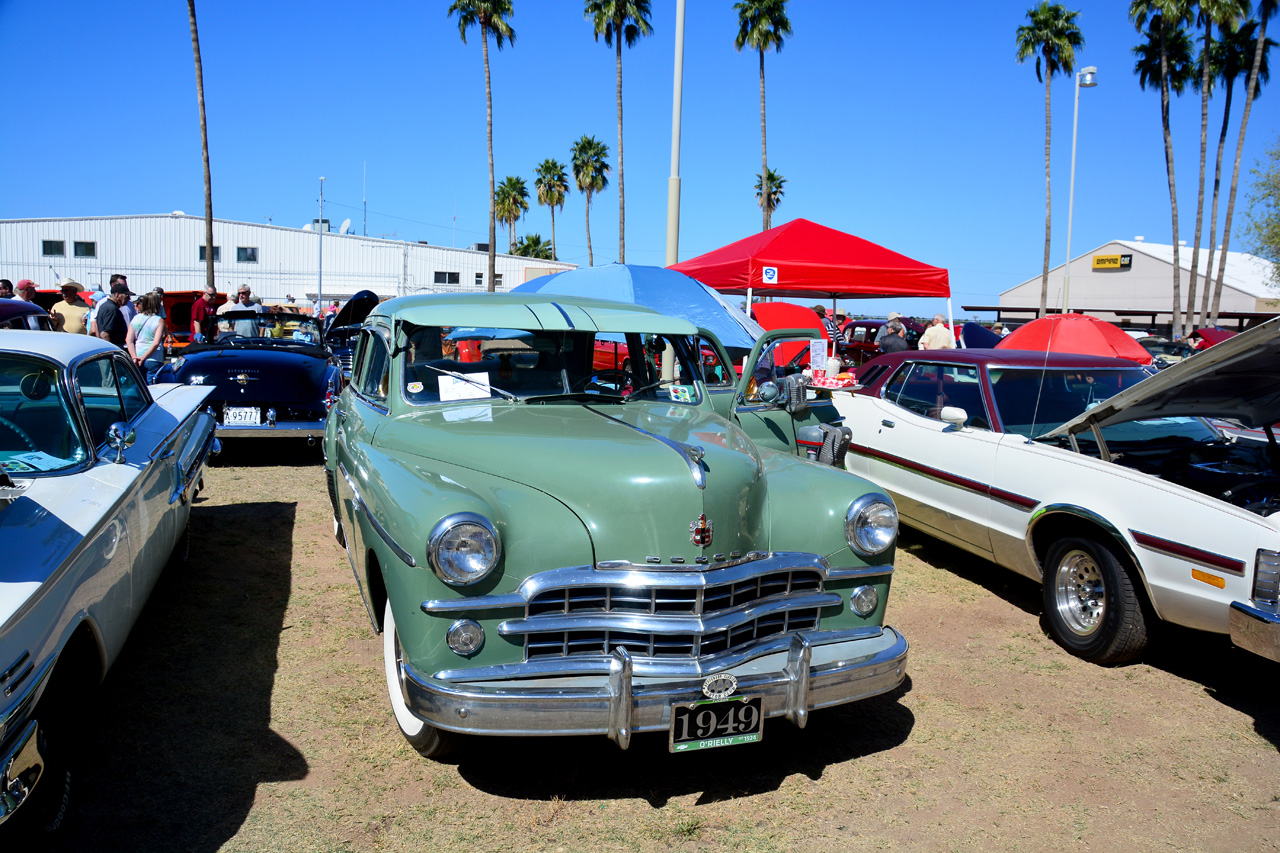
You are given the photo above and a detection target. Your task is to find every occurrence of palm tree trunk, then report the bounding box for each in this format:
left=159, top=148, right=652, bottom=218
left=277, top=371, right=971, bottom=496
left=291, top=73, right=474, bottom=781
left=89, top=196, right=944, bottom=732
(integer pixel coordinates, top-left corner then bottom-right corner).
left=1159, top=19, right=1184, bottom=335
left=550, top=206, right=557, bottom=262
left=1200, top=80, right=1234, bottom=325
left=483, top=27, right=497, bottom=292
left=1040, top=63, right=1052, bottom=317
left=1187, top=19, right=1213, bottom=334
left=759, top=49, right=769, bottom=232
left=1212, top=16, right=1269, bottom=324
left=615, top=31, right=625, bottom=263
left=585, top=193, right=594, bottom=267
left=188, top=0, right=213, bottom=296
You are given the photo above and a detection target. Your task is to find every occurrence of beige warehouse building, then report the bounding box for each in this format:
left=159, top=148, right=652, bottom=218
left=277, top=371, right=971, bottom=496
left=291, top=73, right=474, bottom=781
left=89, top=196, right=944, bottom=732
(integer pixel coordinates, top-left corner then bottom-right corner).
left=969, top=239, right=1278, bottom=333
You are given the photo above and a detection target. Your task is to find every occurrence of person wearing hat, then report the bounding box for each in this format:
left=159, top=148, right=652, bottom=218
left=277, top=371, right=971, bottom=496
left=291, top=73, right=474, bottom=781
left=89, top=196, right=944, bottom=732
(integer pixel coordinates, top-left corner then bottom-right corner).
left=96, top=281, right=134, bottom=348
left=14, top=280, right=37, bottom=303
left=50, top=279, right=91, bottom=334
left=812, top=304, right=840, bottom=342
left=0, top=279, right=13, bottom=299
left=875, top=311, right=904, bottom=350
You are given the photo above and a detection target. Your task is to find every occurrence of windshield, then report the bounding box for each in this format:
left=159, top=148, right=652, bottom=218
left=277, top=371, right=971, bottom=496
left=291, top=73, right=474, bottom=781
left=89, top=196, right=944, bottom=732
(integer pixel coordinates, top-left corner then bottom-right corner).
left=212, top=312, right=323, bottom=346
left=0, top=353, right=87, bottom=474
left=988, top=367, right=1149, bottom=438
left=400, top=325, right=703, bottom=405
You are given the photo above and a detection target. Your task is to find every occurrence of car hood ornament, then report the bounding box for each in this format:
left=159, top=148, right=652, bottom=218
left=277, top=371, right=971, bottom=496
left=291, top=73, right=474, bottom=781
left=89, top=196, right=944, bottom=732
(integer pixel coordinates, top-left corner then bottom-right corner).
left=690, top=513, right=714, bottom=547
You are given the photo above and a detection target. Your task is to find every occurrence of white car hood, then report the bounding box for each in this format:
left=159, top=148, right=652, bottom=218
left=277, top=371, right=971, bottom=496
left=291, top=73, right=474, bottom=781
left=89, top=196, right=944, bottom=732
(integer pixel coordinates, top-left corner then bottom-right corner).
left=1046, top=316, right=1280, bottom=437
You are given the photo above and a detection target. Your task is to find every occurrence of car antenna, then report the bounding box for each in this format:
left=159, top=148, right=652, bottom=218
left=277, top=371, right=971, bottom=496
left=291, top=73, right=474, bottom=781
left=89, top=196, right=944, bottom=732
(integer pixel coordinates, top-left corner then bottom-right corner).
left=1025, top=307, right=1062, bottom=444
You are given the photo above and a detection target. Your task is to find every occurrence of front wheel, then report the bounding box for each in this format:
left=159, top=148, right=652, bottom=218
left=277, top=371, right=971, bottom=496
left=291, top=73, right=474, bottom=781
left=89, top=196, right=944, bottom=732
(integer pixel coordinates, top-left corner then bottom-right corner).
left=1042, top=536, right=1148, bottom=665
left=382, top=599, right=457, bottom=758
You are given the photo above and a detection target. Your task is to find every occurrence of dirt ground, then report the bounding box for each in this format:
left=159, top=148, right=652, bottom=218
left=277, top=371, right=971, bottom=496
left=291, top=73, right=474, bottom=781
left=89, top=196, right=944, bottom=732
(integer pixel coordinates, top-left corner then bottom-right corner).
left=44, top=445, right=1280, bottom=852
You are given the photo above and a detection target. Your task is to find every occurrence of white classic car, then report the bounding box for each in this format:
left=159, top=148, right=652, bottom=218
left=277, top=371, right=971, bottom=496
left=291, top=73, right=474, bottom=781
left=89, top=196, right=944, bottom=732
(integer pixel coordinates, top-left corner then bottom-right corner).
left=835, top=319, right=1280, bottom=665
left=0, top=332, right=218, bottom=834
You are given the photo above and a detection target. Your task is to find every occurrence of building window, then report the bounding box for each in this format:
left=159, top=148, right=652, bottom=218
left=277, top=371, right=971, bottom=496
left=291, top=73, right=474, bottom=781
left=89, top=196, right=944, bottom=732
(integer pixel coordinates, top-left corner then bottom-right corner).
left=74, top=241, right=96, bottom=258
left=237, top=247, right=258, bottom=263
left=433, top=271, right=459, bottom=286
left=42, top=240, right=65, bottom=257
left=199, top=245, right=221, bottom=262
left=474, top=273, right=501, bottom=289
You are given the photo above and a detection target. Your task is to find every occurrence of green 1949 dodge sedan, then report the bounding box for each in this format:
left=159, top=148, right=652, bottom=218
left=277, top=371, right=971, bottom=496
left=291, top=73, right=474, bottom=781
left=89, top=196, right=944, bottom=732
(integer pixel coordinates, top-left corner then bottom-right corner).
left=324, top=293, right=908, bottom=756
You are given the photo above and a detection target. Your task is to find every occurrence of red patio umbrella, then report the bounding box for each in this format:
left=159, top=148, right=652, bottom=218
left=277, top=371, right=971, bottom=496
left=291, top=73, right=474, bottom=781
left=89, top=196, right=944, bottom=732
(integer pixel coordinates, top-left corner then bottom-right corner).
left=1190, top=326, right=1236, bottom=349
left=997, top=314, right=1153, bottom=365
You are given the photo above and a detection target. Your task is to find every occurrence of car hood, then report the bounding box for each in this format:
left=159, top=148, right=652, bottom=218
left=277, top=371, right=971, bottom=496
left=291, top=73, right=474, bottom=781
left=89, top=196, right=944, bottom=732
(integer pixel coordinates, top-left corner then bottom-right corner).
left=173, top=347, right=331, bottom=402
left=1046, top=316, right=1280, bottom=437
left=375, top=402, right=770, bottom=563
left=328, top=289, right=380, bottom=332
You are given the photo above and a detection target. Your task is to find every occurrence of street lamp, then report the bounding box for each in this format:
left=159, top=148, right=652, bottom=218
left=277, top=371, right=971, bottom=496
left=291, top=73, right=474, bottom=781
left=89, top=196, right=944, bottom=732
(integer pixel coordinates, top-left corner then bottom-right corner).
left=1062, top=66, right=1097, bottom=315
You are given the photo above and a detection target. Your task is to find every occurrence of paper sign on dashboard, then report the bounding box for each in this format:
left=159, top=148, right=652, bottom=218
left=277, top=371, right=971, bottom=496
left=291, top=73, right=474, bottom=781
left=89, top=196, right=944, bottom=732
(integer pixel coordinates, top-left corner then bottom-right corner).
left=439, top=373, right=492, bottom=401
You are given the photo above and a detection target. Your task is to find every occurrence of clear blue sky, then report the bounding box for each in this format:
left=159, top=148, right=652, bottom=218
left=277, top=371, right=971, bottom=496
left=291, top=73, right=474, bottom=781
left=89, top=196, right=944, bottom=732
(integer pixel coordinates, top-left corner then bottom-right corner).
left=2, top=1, right=1277, bottom=319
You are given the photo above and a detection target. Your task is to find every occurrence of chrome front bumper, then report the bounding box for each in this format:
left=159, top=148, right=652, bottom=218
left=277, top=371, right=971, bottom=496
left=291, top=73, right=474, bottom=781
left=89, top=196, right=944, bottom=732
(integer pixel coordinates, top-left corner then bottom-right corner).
left=216, top=419, right=325, bottom=438
left=1229, top=601, right=1280, bottom=662
left=0, top=721, right=43, bottom=825
left=401, top=627, right=908, bottom=748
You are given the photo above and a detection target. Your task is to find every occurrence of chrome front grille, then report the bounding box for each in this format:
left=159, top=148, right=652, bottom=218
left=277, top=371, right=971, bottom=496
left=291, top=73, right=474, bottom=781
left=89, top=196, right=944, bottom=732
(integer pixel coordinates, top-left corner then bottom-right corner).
left=522, top=569, right=826, bottom=661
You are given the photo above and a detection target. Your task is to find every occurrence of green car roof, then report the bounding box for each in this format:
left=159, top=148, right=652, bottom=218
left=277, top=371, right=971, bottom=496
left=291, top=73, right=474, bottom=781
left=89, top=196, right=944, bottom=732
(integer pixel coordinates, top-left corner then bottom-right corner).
left=374, top=292, right=701, bottom=337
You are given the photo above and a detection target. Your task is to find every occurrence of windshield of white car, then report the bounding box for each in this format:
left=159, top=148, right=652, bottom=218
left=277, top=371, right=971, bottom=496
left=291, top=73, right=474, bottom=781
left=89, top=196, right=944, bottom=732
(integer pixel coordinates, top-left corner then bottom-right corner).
left=989, top=367, right=1149, bottom=439
left=0, top=353, right=88, bottom=474
left=399, top=326, right=702, bottom=406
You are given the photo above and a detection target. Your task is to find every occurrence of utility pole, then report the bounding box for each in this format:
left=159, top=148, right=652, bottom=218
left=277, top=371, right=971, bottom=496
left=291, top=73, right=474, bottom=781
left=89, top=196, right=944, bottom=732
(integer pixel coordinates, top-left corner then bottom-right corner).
left=318, top=176, right=325, bottom=315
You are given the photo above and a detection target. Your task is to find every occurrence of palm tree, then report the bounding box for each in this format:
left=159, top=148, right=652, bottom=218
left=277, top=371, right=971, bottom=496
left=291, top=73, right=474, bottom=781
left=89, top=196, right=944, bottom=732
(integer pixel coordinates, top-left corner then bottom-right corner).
left=1203, top=20, right=1275, bottom=323
left=534, top=158, right=570, bottom=260
left=1016, top=2, right=1085, bottom=318
left=1186, top=1, right=1249, bottom=334
left=448, top=0, right=516, bottom=293
left=570, top=135, right=611, bottom=267
left=735, top=0, right=792, bottom=232
left=514, top=233, right=555, bottom=259
left=584, top=1, right=652, bottom=264
left=1212, top=0, right=1277, bottom=323
left=494, top=175, right=529, bottom=253
left=754, top=168, right=786, bottom=224
left=1132, top=0, right=1195, bottom=335
left=187, top=0, right=214, bottom=296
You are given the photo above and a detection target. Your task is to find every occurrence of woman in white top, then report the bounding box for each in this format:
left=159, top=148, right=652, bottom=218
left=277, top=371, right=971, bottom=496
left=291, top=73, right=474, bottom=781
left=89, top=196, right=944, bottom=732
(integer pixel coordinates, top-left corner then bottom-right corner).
left=127, top=292, right=167, bottom=383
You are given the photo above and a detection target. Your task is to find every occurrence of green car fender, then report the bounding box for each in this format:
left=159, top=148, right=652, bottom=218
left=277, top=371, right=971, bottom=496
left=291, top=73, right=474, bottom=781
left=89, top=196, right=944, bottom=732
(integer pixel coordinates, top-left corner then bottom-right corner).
left=356, top=446, right=595, bottom=672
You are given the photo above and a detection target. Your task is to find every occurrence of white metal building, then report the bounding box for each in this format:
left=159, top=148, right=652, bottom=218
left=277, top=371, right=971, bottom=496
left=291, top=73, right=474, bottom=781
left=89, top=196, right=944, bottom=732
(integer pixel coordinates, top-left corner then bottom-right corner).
left=977, top=239, right=1278, bottom=330
left=0, top=213, right=575, bottom=302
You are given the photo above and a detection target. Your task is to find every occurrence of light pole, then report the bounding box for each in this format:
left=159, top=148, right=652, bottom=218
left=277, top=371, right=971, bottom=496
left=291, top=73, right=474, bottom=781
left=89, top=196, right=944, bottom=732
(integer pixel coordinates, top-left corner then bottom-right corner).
left=318, top=176, right=325, bottom=318
left=1062, top=65, right=1097, bottom=315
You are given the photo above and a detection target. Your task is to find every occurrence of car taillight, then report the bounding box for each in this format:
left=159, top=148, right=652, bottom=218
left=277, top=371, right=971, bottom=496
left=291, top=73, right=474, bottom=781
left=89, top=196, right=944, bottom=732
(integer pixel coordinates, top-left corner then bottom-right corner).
left=1255, top=550, right=1280, bottom=605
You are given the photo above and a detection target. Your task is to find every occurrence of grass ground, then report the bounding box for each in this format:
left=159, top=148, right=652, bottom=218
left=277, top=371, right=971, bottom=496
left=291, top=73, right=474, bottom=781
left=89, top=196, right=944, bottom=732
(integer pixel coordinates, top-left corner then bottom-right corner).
left=45, top=446, right=1280, bottom=852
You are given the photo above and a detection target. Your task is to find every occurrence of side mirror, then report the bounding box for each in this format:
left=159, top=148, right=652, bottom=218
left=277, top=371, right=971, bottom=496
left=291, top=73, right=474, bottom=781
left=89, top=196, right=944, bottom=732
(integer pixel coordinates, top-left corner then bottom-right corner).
left=107, top=422, right=136, bottom=463
left=939, top=406, right=969, bottom=432
left=758, top=381, right=781, bottom=404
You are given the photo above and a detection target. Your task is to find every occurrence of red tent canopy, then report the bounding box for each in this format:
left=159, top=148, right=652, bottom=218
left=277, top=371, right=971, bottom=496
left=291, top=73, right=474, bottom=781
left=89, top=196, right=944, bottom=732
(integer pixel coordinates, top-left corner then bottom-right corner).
left=669, top=218, right=950, bottom=298
left=996, top=313, right=1154, bottom=365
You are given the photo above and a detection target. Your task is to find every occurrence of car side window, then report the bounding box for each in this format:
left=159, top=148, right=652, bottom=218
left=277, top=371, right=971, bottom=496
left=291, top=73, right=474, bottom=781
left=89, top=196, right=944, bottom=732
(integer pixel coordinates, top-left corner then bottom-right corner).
left=696, top=336, right=735, bottom=389
left=891, top=363, right=991, bottom=429
left=358, top=331, right=390, bottom=402
left=882, top=364, right=910, bottom=403
left=75, top=357, right=129, bottom=447
left=115, top=357, right=150, bottom=421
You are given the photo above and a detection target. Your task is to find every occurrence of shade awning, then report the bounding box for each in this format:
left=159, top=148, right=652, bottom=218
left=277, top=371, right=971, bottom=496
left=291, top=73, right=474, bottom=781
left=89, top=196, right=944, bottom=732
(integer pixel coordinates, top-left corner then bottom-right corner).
left=670, top=218, right=950, bottom=299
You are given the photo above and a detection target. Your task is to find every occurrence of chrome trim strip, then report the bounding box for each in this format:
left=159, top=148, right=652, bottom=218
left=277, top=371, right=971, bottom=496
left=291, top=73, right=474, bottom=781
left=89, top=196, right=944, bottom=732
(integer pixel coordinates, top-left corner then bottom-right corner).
left=432, top=626, right=884, bottom=681
left=401, top=627, right=908, bottom=741
left=498, top=591, right=842, bottom=637
left=0, top=653, right=30, bottom=688
left=606, top=648, right=633, bottom=748
left=339, top=462, right=417, bottom=567
left=0, top=658, right=54, bottom=735
left=1024, top=504, right=1146, bottom=584
left=549, top=302, right=577, bottom=329
left=1129, top=528, right=1246, bottom=576
left=583, top=405, right=707, bottom=490
left=0, top=720, right=42, bottom=824
left=215, top=420, right=325, bottom=437
left=784, top=634, right=812, bottom=729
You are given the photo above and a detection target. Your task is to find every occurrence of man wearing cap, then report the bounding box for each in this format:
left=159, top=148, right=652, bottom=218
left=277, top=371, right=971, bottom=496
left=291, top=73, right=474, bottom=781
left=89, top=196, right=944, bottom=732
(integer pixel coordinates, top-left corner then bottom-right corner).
left=0, top=280, right=13, bottom=299
left=109, top=275, right=137, bottom=325
left=14, top=280, right=37, bottom=303
left=875, top=311, right=904, bottom=350
left=96, top=282, right=134, bottom=348
left=50, top=280, right=91, bottom=334
left=812, top=305, right=840, bottom=343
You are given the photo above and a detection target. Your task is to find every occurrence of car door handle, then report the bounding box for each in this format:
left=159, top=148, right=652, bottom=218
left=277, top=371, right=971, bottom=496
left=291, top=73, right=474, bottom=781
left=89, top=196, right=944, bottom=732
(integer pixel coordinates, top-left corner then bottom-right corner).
left=881, top=420, right=895, bottom=428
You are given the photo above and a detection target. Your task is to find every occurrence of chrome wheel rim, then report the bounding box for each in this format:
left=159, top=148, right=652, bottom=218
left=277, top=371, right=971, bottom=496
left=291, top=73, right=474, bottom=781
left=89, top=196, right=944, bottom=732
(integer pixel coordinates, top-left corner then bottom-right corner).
left=1053, top=549, right=1105, bottom=636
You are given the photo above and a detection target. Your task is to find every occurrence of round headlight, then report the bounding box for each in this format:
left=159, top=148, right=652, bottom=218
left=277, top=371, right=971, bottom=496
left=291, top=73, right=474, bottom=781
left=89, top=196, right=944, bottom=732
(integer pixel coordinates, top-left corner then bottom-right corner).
left=446, top=619, right=485, bottom=655
left=845, top=493, right=898, bottom=556
left=428, top=512, right=501, bottom=585
left=850, top=585, right=880, bottom=617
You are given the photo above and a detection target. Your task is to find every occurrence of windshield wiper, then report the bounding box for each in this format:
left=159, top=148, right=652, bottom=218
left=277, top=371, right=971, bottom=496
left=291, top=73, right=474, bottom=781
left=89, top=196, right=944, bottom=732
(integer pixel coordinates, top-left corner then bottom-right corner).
left=622, top=377, right=680, bottom=401
left=412, top=362, right=521, bottom=402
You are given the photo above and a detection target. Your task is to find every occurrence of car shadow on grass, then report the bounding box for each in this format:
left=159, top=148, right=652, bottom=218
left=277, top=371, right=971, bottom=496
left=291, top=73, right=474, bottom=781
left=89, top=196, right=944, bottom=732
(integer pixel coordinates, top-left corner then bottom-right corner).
left=210, top=438, right=325, bottom=468
left=49, top=501, right=307, bottom=852
left=455, top=680, right=914, bottom=807
left=897, top=528, right=1042, bottom=617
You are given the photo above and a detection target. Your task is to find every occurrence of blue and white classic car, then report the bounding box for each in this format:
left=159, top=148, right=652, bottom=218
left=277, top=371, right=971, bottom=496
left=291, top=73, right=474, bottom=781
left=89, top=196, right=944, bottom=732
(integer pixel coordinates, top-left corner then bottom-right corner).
left=0, top=332, right=218, bottom=835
